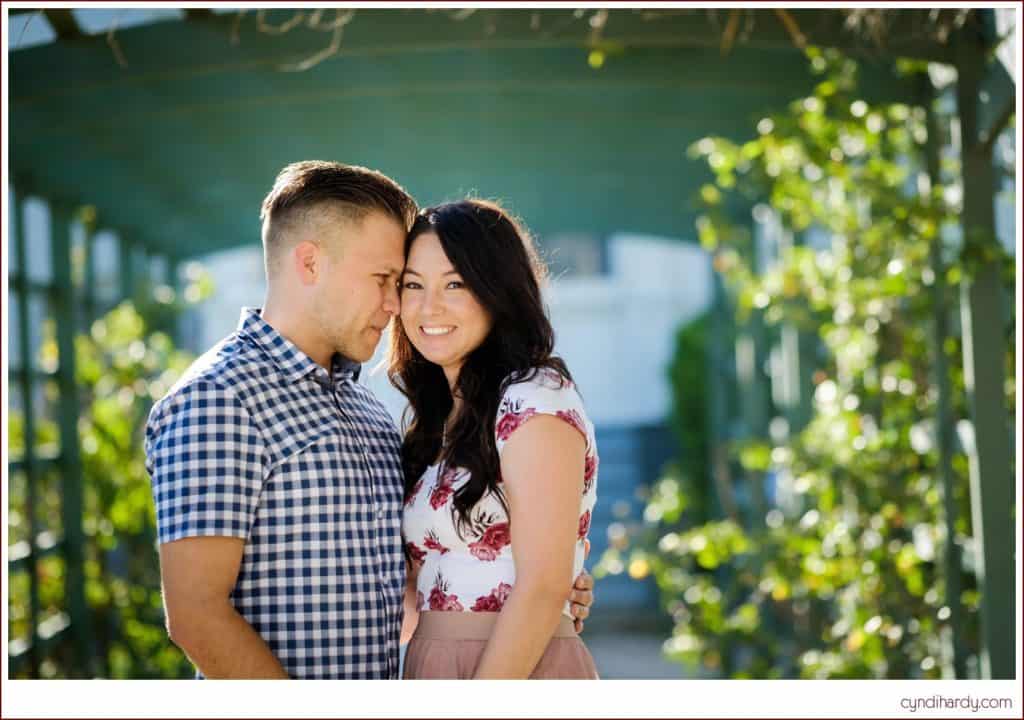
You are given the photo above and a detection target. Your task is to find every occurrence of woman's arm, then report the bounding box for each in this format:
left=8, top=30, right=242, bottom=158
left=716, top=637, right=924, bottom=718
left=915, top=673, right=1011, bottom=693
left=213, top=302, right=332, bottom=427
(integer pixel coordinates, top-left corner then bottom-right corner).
left=400, top=559, right=421, bottom=646
left=473, top=415, right=585, bottom=679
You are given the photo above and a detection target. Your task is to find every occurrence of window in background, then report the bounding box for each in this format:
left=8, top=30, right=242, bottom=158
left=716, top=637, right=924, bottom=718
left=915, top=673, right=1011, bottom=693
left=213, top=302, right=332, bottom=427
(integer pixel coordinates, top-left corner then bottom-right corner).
left=540, top=232, right=607, bottom=279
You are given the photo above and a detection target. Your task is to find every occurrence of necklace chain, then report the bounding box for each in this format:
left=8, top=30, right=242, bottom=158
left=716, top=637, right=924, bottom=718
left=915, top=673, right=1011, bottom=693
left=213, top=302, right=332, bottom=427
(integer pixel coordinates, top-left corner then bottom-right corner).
left=442, top=417, right=454, bottom=449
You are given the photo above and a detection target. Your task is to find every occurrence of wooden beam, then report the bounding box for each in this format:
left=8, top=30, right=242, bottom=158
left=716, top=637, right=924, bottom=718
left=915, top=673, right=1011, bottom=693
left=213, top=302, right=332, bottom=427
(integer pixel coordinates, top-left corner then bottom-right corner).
left=183, top=9, right=214, bottom=22
left=42, top=9, right=82, bottom=40
left=17, top=9, right=960, bottom=63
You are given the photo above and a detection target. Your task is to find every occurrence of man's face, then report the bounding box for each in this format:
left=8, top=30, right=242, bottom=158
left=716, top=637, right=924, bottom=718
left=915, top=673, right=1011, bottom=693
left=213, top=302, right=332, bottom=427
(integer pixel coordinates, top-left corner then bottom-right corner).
left=313, top=210, right=406, bottom=363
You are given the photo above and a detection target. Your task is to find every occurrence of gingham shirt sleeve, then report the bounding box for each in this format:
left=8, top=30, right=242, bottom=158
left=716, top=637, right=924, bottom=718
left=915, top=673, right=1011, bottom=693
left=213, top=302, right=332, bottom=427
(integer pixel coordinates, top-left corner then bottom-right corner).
left=145, top=378, right=265, bottom=544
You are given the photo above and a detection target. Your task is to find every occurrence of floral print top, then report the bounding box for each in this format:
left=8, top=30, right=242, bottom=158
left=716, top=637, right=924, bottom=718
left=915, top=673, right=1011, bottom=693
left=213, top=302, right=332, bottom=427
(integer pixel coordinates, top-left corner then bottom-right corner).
left=402, top=368, right=599, bottom=618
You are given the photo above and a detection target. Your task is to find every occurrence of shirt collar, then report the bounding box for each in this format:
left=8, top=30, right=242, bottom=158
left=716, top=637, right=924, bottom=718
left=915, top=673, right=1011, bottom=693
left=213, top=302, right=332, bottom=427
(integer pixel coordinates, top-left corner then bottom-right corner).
left=330, top=353, right=363, bottom=385
left=235, top=308, right=361, bottom=388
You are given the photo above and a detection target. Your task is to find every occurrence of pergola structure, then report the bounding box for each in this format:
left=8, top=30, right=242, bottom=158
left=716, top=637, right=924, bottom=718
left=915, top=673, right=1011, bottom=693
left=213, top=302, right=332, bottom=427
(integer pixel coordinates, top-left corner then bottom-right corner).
left=6, top=7, right=1016, bottom=678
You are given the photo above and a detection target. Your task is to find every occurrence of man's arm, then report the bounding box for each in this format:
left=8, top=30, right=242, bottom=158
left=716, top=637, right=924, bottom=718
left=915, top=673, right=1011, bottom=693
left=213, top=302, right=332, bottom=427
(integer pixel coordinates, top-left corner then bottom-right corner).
left=147, top=378, right=276, bottom=677
left=160, top=536, right=288, bottom=679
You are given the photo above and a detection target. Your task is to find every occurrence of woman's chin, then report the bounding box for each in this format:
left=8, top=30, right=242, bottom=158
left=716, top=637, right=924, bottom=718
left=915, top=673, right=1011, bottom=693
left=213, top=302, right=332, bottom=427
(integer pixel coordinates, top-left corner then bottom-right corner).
left=413, top=348, right=448, bottom=367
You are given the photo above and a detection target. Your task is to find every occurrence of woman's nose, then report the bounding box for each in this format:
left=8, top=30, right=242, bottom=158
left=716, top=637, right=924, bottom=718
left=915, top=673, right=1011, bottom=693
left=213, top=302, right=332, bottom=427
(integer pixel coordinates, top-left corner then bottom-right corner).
left=420, top=287, right=443, bottom=316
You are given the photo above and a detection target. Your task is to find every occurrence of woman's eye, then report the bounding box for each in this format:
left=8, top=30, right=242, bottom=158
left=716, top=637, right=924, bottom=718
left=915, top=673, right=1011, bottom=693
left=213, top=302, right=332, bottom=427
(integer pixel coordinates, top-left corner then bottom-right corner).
left=402, top=281, right=422, bottom=290
left=446, top=280, right=464, bottom=290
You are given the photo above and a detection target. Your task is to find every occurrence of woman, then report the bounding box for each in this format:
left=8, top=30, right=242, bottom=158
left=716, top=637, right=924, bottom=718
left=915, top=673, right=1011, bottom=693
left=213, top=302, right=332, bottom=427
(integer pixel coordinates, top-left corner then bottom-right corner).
left=388, top=199, right=599, bottom=679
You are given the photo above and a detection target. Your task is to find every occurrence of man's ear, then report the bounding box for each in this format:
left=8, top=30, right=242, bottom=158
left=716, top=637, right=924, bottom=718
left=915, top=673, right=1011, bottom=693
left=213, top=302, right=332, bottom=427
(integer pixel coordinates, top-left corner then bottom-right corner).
left=293, top=241, right=320, bottom=286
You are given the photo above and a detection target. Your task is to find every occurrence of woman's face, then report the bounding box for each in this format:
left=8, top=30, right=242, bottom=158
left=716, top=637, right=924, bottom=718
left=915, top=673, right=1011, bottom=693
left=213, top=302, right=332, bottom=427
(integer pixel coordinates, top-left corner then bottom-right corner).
left=400, top=231, right=492, bottom=385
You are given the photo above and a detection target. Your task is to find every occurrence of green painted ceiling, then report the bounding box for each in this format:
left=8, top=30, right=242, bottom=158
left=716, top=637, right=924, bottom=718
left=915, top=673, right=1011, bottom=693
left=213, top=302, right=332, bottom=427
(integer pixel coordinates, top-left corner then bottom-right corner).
left=10, top=9, right=939, bottom=259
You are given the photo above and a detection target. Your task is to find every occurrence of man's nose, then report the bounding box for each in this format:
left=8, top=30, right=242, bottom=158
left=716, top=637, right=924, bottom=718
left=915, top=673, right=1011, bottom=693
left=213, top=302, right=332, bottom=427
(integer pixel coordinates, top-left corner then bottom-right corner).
left=382, top=283, right=400, bottom=316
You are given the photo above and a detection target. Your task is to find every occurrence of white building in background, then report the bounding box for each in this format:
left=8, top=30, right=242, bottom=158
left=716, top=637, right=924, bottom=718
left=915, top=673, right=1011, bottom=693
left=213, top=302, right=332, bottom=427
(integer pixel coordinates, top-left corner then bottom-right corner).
left=190, top=234, right=713, bottom=430
left=540, top=234, right=712, bottom=427
left=189, top=245, right=268, bottom=350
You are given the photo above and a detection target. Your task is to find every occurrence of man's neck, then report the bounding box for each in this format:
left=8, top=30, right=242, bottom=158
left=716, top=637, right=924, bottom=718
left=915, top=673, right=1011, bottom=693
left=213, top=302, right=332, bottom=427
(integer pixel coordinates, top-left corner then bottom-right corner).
left=260, top=297, right=332, bottom=369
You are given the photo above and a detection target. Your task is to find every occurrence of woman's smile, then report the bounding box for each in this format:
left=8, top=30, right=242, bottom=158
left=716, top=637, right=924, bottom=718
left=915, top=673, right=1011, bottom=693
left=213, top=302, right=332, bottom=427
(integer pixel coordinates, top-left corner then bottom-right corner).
left=420, top=325, right=456, bottom=337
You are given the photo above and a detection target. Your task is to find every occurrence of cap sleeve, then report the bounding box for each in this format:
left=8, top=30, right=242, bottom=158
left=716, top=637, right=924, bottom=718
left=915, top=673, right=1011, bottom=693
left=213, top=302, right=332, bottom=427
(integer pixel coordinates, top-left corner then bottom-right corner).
left=494, top=369, right=592, bottom=456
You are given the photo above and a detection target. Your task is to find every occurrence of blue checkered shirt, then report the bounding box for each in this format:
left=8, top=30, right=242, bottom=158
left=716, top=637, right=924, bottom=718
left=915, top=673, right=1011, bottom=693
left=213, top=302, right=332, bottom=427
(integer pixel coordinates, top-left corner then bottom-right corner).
left=145, top=308, right=405, bottom=679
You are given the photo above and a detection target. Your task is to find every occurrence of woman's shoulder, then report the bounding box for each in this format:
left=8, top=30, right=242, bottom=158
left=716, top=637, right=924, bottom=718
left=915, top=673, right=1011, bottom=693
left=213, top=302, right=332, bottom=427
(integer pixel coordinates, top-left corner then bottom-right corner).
left=496, top=367, right=591, bottom=447
left=500, top=366, right=580, bottom=406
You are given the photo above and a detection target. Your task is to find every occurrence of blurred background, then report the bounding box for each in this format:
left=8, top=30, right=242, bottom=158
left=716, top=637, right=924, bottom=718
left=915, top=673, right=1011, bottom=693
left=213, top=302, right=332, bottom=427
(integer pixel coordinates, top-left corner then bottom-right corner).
left=5, top=7, right=1018, bottom=680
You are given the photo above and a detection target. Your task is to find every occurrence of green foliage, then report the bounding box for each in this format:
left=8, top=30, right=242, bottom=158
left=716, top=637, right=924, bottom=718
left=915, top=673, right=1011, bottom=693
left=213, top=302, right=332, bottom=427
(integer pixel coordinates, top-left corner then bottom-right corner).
left=8, top=269, right=212, bottom=678
left=666, top=314, right=712, bottom=525
left=602, top=47, right=1014, bottom=678
left=72, top=303, right=196, bottom=678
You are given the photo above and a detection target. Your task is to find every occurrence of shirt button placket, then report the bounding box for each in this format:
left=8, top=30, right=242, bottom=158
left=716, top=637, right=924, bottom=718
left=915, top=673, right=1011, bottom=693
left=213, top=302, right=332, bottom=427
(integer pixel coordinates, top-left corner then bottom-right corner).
left=334, top=385, right=391, bottom=678
left=358, top=443, right=393, bottom=677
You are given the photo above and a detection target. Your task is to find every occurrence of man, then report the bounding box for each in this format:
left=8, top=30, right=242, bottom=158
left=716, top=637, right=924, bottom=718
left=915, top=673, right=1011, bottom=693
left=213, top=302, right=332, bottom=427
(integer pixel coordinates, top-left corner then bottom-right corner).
left=145, top=161, right=593, bottom=679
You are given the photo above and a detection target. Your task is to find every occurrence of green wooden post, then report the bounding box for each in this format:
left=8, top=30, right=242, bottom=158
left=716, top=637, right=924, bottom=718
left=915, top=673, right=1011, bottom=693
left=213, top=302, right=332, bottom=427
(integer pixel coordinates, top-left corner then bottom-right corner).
left=954, top=36, right=1014, bottom=680
left=82, top=216, right=97, bottom=328
left=12, top=189, right=41, bottom=677
left=735, top=220, right=770, bottom=526
left=777, top=230, right=815, bottom=434
left=706, top=271, right=738, bottom=523
left=167, top=255, right=183, bottom=346
left=118, top=235, right=134, bottom=303
left=735, top=319, right=768, bottom=526
left=50, top=202, right=93, bottom=677
left=922, top=79, right=967, bottom=679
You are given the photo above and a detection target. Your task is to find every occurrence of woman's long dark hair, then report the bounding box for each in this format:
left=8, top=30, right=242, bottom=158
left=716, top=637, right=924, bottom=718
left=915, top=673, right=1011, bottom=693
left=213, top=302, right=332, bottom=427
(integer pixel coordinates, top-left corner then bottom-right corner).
left=387, top=199, right=571, bottom=537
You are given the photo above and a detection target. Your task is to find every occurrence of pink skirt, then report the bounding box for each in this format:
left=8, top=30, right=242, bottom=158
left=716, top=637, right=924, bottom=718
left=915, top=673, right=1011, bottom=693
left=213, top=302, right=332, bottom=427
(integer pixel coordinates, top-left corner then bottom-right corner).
left=403, top=612, right=599, bottom=679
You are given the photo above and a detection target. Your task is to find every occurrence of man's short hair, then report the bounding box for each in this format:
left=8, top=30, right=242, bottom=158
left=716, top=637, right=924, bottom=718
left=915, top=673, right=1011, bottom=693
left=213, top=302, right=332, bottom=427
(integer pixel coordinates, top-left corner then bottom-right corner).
left=260, top=161, right=417, bottom=266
